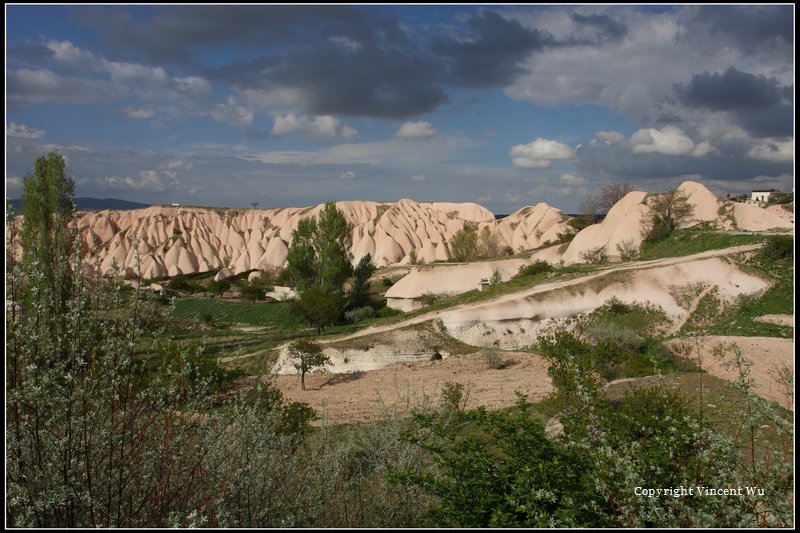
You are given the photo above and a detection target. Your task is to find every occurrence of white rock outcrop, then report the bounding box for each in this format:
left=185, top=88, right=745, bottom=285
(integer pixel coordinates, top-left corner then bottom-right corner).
left=49, top=199, right=569, bottom=277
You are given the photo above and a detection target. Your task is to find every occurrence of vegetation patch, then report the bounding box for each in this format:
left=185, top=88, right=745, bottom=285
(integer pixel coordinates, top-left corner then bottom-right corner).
left=639, top=227, right=766, bottom=260
left=171, top=298, right=304, bottom=328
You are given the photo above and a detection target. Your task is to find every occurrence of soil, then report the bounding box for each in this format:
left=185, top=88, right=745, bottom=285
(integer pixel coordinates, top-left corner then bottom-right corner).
left=273, top=350, right=553, bottom=425
left=668, top=335, right=794, bottom=409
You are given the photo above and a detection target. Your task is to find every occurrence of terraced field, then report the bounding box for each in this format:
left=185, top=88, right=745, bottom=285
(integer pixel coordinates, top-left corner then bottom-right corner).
left=171, top=298, right=302, bottom=328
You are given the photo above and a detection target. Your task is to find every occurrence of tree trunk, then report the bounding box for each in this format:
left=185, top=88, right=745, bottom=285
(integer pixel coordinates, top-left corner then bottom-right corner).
left=300, top=371, right=306, bottom=391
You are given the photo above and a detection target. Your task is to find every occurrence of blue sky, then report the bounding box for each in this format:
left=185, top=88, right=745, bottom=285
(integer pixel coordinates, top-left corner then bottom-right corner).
left=6, top=4, right=794, bottom=213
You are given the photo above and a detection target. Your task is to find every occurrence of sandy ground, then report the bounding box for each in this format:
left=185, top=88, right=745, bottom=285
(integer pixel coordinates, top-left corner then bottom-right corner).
left=754, top=314, right=794, bottom=327
left=668, top=336, right=794, bottom=409
left=273, top=351, right=552, bottom=425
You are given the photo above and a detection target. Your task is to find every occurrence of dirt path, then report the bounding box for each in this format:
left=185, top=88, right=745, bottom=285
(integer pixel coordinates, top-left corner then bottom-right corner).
left=273, top=351, right=552, bottom=425
left=324, top=244, right=763, bottom=346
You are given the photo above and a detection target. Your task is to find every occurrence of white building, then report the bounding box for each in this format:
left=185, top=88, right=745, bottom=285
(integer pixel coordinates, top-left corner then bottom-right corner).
left=751, top=189, right=775, bottom=203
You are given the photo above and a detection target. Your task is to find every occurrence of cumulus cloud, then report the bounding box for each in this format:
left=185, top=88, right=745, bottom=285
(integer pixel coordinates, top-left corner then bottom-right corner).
left=594, top=130, right=625, bottom=144
left=747, top=140, right=794, bottom=163
left=339, top=170, right=356, bottom=180
left=410, top=174, right=426, bottom=181
left=6, top=122, right=44, bottom=138
left=271, top=113, right=358, bottom=140
left=121, top=107, right=155, bottom=120
left=629, top=126, right=713, bottom=157
left=8, top=40, right=213, bottom=109
left=395, top=120, right=437, bottom=139
left=211, top=96, right=254, bottom=129
left=676, top=66, right=793, bottom=138
left=509, top=138, right=574, bottom=168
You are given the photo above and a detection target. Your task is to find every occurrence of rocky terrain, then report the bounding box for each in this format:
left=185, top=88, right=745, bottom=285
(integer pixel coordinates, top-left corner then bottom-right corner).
left=60, top=198, right=567, bottom=278
left=9, top=181, right=789, bottom=285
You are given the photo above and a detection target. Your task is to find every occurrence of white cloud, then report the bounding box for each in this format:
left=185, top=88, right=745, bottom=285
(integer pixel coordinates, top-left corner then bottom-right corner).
left=509, top=138, right=574, bottom=168
left=559, top=173, right=586, bottom=185
left=629, top=125, right=713, bottom=157
left=329, top=35, right=362, bottom=52
left=747, top=140, right=794, bottom=163
left=271, top=113, right=358, bottom=140
left=121, top=107, right=155, bottom=120
left=594, top=130, right=625, bottom=144
left=211, top=96, right=254, bottom=129
left=339, top=170, right=356, bottom=180
left=410, top=174, right=427, bottom=181
left=6, top=122, right=44, bottom=138
left=395, top=120, right=437, bottom=139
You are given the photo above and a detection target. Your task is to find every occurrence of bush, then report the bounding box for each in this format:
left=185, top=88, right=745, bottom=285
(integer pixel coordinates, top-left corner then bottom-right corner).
left=603, top=296, right=631, bottom=315
left=420, top=292, right=441, bottom=306
left=375, top=306, right=402, bottom=318
left=758, top=235, right=793, bottom=260
left=585, top=322, right=645, bottom=353
left=515, top=260, right=553, bottom=278
left=767, top=192, right=793, bottom=205
left=439, top=382, right=468, bottom=413
left=345, top=305, right=375, bottom=324
left=482, top=348, right=506, bottom=369
left=580, top=245, right=608, bottom=264
left=615, top=239, right=639, bottom=261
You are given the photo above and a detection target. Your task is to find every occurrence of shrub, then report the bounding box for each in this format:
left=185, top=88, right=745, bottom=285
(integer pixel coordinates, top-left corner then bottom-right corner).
left=375, top=306, right=402, bottom=318
left=447, top=226, right=479, bottom=262
left=440, top=382, right=468, bottom=413
left=586, top=322, right=645, bottom=353
left=758, top=235, right=793, bottom=260
left=420, top=292, right=441, bottom=306
left=515, top=260, right=553, bottom=278
left=615, top=239, right=640, bottom=261
left=490, top=268, right=502, bottom=286
left=603, top=296, right=631, bottom=315
left=482, top=348, right=506, bottom=369
left=345, top=305, right=375, bottom=323
left=382, top=277, right=395, bottom=287
left=580, top=245, right=608, bottom=264
left=767, top=192, right=793, bottom=205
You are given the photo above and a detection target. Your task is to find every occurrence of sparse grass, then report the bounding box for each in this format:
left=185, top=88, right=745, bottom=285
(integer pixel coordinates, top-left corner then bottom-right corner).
left=699, top=254, right=793, bottom=338
left=580, top=294, right=670, bottom=340
left=639, top=227, right=767, bottom=260
left=326, top=320, right=478, bottom=357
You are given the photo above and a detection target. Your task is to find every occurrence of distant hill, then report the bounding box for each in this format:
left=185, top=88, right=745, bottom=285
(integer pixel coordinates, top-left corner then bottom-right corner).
left=9, top=197, right=151, bottom=212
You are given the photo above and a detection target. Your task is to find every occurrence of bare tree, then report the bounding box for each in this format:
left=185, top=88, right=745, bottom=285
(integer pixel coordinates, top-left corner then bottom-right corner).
left=581, top=182, right=637, bottom=221
left=642, top=187, right=694, bottom=241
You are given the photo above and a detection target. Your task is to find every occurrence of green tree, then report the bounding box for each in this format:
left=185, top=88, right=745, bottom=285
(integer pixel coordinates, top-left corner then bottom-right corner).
left=288, top=339, right=331, bottom=391
left=478, top=226, right=502, bottom=258
left=20, top=152, right=77, bottom=335
left=350, top=253, right=376, bottom=308
left=207, top=277, right=232, bottom=298
left=236, top=277, right=272, bottom=302
left=284, top=202, right=353, bottom=299
left=643, top=187, right=694, bottom=242
left=447, top=226, right=478, bottom=262
left=291, top=286, right=340, bottom=334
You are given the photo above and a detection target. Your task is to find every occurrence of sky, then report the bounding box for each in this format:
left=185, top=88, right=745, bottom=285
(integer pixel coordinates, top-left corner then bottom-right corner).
left=5, top=4, right=795, bottom=214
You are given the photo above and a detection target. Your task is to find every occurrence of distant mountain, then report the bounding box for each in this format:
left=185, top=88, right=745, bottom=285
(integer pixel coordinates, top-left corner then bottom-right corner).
left=9, top=197, right=151, bottom=212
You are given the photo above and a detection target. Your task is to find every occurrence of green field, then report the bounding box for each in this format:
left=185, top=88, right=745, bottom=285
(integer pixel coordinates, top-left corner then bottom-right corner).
left=171, top=298, right=303, bottom=328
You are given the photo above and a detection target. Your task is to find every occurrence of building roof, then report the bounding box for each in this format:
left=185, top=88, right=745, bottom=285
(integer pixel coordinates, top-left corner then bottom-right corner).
left=752, top=189, right=776, bottom=193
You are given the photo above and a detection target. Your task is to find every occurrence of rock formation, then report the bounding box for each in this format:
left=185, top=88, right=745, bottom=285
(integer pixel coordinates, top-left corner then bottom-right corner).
left=46, top=199, right=570, bottom=277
